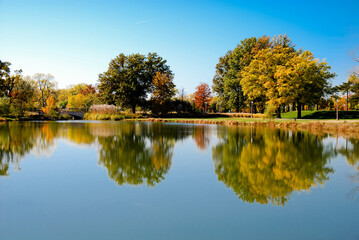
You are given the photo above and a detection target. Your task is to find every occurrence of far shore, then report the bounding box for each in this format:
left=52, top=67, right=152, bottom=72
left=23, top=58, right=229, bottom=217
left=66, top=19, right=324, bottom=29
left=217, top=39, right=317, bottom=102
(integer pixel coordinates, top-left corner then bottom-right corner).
left=126, top=117, right=359, bottom=137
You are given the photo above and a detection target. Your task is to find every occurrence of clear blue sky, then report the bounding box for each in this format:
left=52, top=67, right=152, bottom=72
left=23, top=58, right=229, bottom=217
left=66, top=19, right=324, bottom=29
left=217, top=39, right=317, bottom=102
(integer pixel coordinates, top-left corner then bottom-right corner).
left=1, top=0, right=358, bottom=93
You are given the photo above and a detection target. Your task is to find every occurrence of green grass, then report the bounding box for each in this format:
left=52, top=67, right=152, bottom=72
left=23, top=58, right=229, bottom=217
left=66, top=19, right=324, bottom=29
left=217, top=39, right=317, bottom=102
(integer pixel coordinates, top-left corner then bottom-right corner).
left=282, top=110, right=359, bottom=120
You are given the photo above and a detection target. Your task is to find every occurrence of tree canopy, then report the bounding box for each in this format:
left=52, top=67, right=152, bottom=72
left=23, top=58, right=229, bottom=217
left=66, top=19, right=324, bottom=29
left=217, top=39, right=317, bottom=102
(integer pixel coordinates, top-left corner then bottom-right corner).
left=213, top=35, right=335, bottom=117
left=98, top=53, right=172, bottom=113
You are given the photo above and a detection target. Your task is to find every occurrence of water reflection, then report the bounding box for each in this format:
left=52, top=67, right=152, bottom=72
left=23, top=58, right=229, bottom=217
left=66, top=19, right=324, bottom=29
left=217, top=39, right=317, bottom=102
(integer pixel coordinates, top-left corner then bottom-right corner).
left=1, top=121, right=359, bottom=204
left=96, top=123, right=191, bottom=186
left=212, top=127, right=335, bottom=206
left=336, top=137, right=359, bottom=200
left=0, top=122, right=193, bottom=187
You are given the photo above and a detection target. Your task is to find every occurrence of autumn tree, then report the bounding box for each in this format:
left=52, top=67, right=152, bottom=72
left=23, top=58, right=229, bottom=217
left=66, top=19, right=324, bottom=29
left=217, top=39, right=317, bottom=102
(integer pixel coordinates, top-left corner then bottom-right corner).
left=212, top=36, right=271, bottom=112
left=275, top=50, right=335, bottom=118
left=10, top=74, right=36, bottom=117
left=33, top=73, right=56, bottom=107
left=42, top=96, right=58, bottom=118
left=65, top=84, right=99, bottom=109
left=98, top=53, right=172, bottom=113
left=151, top=72, right=176, bottom=114
left=242, top=44, right=295, bottom=118
left=194, top=83, right=211, bottom=111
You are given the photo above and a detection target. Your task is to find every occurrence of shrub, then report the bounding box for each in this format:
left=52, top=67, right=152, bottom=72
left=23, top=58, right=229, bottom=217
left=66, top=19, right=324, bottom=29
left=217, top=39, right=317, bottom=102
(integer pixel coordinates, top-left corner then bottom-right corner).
left=89, top=104, right=121, bottom=114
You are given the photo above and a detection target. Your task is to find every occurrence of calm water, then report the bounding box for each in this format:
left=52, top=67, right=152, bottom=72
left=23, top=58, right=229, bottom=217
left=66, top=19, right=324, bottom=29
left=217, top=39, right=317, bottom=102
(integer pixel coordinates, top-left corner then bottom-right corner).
left=0, top=121, right=358, bottom=240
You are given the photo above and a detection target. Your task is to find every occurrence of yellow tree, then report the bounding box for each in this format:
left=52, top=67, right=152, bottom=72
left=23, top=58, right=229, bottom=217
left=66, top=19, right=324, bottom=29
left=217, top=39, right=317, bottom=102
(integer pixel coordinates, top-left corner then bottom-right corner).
left=151, top=72, right=176, bottom=114
left=276, top=51, right=335, bottom=118
left=242, top=46, right=295, bottom=118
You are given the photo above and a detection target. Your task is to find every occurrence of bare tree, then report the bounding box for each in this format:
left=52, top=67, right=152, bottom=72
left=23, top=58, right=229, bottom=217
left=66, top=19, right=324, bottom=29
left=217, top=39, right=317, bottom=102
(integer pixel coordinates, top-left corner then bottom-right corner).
left=33, top=73, right=56, bottom=107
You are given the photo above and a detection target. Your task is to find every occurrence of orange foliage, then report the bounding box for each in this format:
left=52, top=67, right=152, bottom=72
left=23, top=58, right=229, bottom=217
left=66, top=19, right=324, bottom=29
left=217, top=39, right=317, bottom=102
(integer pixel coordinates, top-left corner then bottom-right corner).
left=194, top=83, right=211, bottom=111
left=42, top=96, right=58, bottom=116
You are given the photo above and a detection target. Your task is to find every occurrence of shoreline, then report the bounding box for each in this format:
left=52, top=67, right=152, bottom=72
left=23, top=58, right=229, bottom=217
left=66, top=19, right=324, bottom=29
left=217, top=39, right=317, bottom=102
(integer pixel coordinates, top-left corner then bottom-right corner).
left=128, top=117, right=359, bottom=137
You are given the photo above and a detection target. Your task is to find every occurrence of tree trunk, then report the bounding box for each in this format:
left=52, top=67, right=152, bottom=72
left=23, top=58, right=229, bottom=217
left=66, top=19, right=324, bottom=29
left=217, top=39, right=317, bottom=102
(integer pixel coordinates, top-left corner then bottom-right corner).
left=292, top=102, right=296, bottom=111
left=346, top=90, right=349, bottom=111
left=132, top=105, right=136, bottom=113
left=316, top=104, right=319, bottom=111
left=276, top=107, right=281, bottom=118
left=297, top=103, right=302, bottom=119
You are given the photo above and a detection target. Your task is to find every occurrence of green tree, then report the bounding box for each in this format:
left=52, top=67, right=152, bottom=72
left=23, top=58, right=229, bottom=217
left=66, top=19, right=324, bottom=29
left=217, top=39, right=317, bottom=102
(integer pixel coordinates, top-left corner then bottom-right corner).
left=213, top=37, right=270, bottom=112
left=10, top=73, right=36, bottom=117
left=0, top=60, right=11, bottom=97
left=98, top=53, right=172, bottom=113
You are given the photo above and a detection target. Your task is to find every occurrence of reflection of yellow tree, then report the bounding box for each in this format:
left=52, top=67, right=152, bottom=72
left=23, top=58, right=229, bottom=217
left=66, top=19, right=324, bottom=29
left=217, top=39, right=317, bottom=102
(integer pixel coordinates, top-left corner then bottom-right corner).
left=61, top=123, right=95, bottom=145
left=212, top=127, right=334, bottom=206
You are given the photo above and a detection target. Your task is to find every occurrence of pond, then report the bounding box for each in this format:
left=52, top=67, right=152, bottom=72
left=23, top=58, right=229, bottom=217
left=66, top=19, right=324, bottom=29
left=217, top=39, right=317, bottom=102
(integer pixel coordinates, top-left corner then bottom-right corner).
left=0, top=121, right=358, bottom=240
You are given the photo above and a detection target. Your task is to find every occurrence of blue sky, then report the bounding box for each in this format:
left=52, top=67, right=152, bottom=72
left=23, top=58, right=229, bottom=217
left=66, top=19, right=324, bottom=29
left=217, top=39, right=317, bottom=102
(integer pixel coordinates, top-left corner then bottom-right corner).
left=0, top=0, right=358, bottom=93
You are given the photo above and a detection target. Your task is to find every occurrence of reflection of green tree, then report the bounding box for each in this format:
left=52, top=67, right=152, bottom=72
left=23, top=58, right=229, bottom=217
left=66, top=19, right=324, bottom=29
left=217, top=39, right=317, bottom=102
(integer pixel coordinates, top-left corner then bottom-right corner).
left=337, top=138, right=359, bottom=168
left=0, top=122, right=40, bottom=176
left=212, top=127, right=334, bottom=206
left=97, top=122, right=191, bottom=186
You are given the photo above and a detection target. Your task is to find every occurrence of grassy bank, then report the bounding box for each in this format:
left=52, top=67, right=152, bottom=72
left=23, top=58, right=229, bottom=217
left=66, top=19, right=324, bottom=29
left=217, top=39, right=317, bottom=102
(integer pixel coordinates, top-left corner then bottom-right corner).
left=282, top=110, right=359, bottom=119
left=131, top=117, right=359, bottom=137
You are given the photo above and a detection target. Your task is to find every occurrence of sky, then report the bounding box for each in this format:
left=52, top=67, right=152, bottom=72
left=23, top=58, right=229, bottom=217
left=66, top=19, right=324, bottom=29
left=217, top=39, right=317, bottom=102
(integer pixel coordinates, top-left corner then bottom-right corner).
left=0, top=0, right=358, bottom=94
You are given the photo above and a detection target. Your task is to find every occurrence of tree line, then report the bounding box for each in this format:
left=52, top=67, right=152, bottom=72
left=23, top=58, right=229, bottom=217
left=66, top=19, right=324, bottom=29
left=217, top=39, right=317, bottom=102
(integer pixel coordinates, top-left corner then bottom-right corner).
left=1, top=34, right=358, bottom=119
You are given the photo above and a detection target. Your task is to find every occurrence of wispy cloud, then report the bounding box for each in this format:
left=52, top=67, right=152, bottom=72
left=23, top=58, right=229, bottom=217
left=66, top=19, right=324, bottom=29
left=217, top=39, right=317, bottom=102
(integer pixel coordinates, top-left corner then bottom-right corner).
left=135, top=19, right=154, bottom=24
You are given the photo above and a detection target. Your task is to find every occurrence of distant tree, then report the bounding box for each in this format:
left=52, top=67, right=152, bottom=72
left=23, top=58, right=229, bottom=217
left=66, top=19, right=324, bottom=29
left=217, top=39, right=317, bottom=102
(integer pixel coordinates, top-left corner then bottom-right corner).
left=347, top=73, right=359, bottom=109
left=151, top=72, right=176, bottom=114
left=79, top=84, right=96, bottom=95
left=10, top=73, right=35, bottom=117
left=338, top=81, right=354, bottom=111
left=42, top=96, right=58, bottom=118
left=98, top=53, right=172, bottom=113
left=0, top=60, right=11, bottom=96
left=33, top=73, right=56, bottom=107
left=194, top=83, right=211, bottom=111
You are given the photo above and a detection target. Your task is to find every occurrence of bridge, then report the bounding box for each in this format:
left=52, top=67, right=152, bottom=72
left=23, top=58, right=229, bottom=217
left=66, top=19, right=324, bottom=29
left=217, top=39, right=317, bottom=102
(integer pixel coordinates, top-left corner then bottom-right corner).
left=60, top=108, right=87, bottom=119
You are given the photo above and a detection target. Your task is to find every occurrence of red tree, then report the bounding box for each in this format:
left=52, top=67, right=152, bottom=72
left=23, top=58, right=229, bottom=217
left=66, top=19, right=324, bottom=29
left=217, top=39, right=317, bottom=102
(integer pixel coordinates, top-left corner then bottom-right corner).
left=194, top=83, right=211, bottom=111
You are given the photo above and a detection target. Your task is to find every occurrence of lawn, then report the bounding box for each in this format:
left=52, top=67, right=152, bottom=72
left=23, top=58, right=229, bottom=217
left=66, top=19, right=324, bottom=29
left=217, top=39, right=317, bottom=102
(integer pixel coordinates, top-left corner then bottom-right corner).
left=281, top=110, right=359, bottom=119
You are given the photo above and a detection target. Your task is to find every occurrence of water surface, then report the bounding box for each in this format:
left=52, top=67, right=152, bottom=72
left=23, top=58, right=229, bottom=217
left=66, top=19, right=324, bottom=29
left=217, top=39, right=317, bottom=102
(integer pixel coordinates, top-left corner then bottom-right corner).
left=0, top=121, right=358, bottom=240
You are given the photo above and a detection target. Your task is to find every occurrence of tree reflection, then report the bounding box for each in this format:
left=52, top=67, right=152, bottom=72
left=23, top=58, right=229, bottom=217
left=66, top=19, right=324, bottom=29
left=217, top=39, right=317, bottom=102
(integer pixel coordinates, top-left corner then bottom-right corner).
left=337, top=137, right=359, bottom=200
left=212, top=127, right=334, bottom=206
left=96, top=122, right=191, bottom=186
left=193, top=125, right=211, bottom=150
left=0, top=122, right=43, bottom=176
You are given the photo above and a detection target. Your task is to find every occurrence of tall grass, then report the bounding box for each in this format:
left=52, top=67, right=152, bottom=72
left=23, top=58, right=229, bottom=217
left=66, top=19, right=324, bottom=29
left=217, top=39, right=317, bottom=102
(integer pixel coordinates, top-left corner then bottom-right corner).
left=85, top=105, right=142, bottom=120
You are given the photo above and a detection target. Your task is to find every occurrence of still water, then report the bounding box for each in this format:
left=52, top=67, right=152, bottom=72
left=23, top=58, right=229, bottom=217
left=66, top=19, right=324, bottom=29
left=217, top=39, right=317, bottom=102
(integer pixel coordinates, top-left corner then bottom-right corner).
left=0, top=121, right=358, bottom=240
